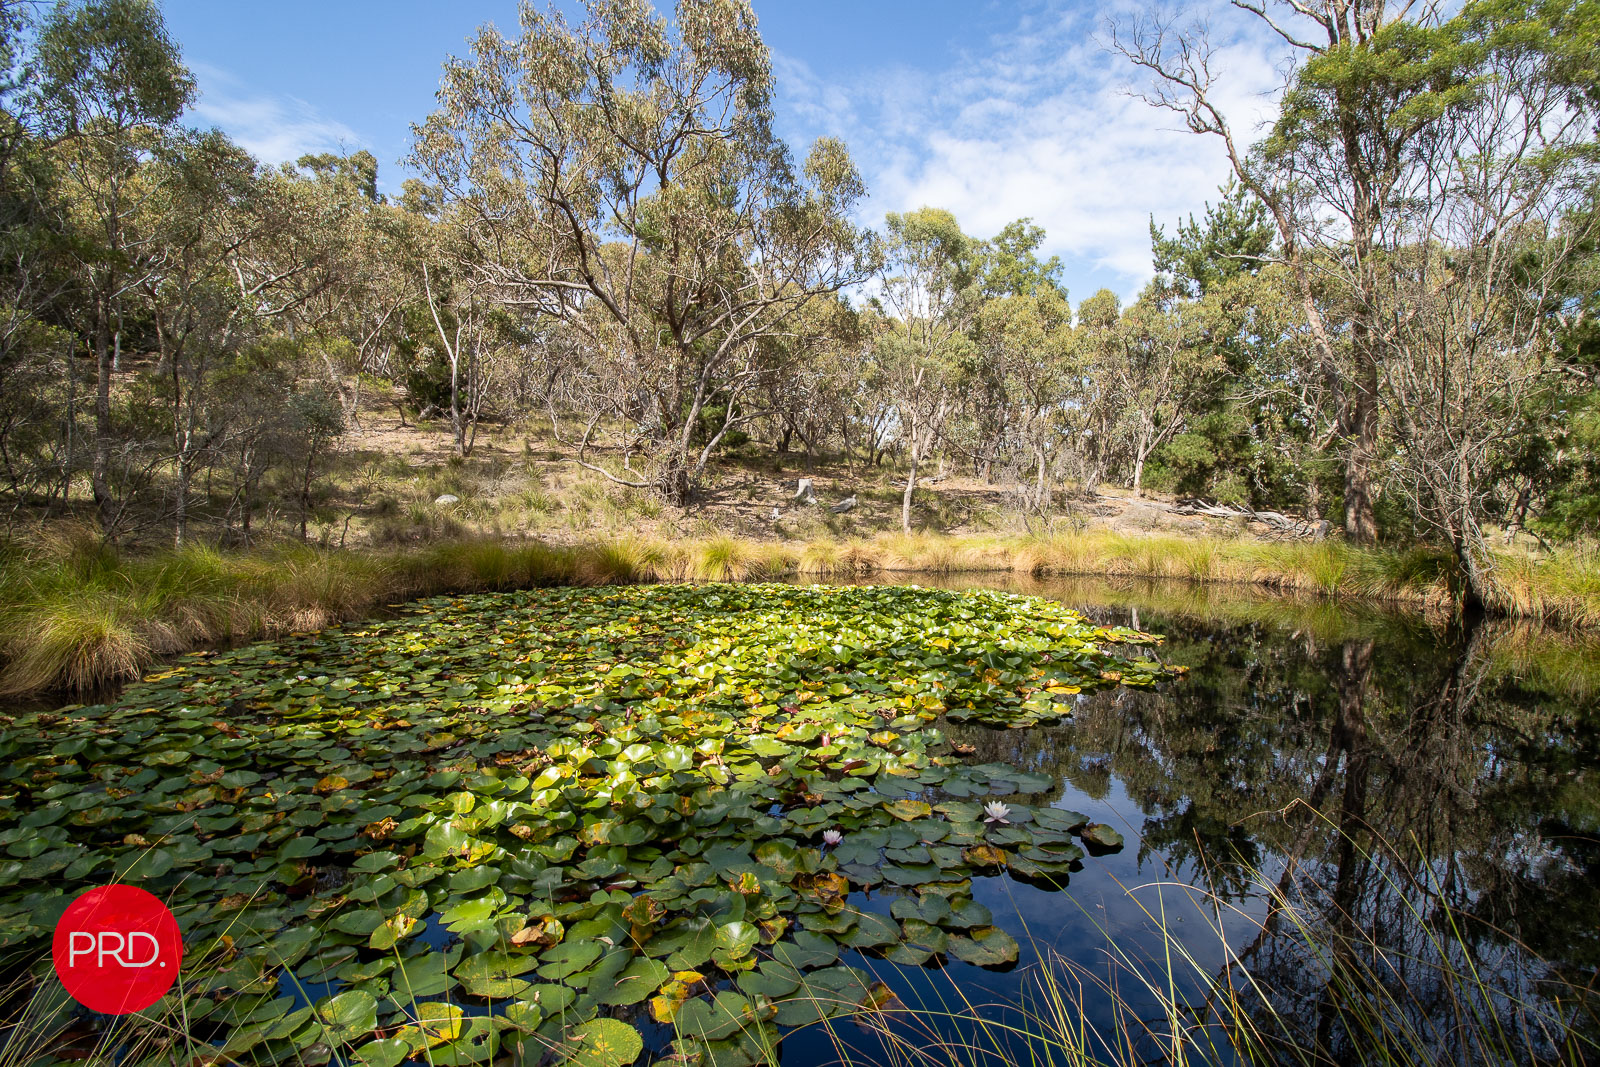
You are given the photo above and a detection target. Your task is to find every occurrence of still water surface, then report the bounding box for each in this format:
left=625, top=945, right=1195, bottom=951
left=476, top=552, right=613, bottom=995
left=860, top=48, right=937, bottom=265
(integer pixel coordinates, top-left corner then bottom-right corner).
left=778, top=577, right=1600, bottom=1065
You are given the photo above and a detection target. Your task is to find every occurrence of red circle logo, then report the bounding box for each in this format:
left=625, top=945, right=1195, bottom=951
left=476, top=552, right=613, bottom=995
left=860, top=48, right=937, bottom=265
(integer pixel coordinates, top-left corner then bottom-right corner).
left=52, top=885, right=182, bottom=1014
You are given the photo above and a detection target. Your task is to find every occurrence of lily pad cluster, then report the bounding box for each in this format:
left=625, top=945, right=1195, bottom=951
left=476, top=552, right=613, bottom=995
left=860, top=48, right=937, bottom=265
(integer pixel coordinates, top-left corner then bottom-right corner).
left=0, top=583, right=1175, bottom=1066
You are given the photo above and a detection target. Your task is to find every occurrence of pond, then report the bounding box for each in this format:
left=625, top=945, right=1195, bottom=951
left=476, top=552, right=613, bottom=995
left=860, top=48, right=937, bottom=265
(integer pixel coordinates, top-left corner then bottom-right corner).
left=1, top=577, right=1596, bottom=1066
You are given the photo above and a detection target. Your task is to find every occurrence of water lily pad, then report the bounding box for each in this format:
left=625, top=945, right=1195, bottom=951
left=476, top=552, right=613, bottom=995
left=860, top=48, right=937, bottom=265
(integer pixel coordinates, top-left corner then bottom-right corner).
left=962, top=844, right=1008, bottom=868
left=771, top=930, right=839, bottom=972
left=881, top=863, right=941, bottom=886
left=598, top=956, right=669, bottom=1006
left=1034, top=808, right=1090, bottom=833
left=947, top=897, right=993, bottom=928
left=316, top=989, right=377, bottom=1041
left=456, top=949, right=537, bottom=997
left=712, top=920, right=759, bottom=966
left=676, top=991, right=768, bottom=1041
left=351, top=1038, right=410, bottom=1067
left=948, top=926, right=1020, bottom=967
left=753, top=840, right=802, bottom=877
left=842, top=911, right=901, bottom=949
left=736, top=960, right=801, bottom=998
left=1081, top=823, right=1124, bottom=850
left=391, top=951, right=458, bottom=998
left=396, top=1001, right=464, bottom=1050
left=539, top=939, right=605, bottom=981
left=883, top=799, right=932, bottom=821
left=561, top=1017, right=642, bottom=1067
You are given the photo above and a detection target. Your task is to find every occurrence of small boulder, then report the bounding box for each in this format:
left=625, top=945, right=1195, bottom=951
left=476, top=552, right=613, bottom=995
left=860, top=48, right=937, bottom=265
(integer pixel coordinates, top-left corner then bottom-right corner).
left=435, top=494, right=460, bottom=505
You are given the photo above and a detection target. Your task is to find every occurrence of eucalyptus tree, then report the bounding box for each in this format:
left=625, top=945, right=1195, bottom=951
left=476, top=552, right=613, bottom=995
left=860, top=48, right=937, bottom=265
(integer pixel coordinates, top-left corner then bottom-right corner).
left=875, top=207, right=978, bottom=532
left=133, top=130, right=260, bottom=546
left=248, top=151, right=392, bottom=430
left=35, top=0, right=192, bottom=537
left=1108, top=289, right=1215, bottom=498
left=1113, top=0, right=1600, bottom=567
left=972, top=220, right=1076, bottom=512
left=412, top=0, right=874, bottom=503
left=1372, top=16, right=1600, bottom=605
left=138, top=132, right=357, bottom=545
left=415, top=212, right=522, bottom=460
left=751, top=293, right=861, bottom=458
left=0, top=1, right=75, bottom=513
left=1068, top=289, right=1126, bottom=494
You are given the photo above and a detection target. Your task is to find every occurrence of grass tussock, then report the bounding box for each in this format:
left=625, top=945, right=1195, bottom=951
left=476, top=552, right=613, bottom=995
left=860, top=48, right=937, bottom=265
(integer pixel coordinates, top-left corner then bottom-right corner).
left=1489, top=546, right=1600, bottom=628
left=0, top=531, right=586, bottom=696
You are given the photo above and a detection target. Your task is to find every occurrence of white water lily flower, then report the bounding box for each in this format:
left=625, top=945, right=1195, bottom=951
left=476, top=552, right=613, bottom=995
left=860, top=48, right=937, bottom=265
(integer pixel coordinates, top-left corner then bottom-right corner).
left=983, top=801, right=1012, bottom=825
left=822, top=830, right=843, bottom=846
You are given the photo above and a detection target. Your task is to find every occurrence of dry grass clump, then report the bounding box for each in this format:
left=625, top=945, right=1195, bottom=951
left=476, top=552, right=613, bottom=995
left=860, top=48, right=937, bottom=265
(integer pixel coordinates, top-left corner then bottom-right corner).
left=1489, top=546, right=1600, bottom=627
left=836, top=541, right=883, bottom=576
left=0, top=595, right=151, bottom=695
left=693, top=535, right=755, bottom=582
left=0, top=531, right=586, bottom=695
left=797, top=538, right=843, bottom=576
left=571, top=539, right=644, bottom=586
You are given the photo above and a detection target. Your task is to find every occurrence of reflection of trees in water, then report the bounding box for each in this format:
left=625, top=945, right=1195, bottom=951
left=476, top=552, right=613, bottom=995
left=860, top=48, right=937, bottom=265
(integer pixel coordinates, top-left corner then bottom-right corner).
left=945, top=609, right=1600, bottom=1061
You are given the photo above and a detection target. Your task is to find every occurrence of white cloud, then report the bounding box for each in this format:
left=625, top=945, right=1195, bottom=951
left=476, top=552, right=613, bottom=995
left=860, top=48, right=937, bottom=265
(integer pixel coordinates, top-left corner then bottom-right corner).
left=773, top=1, right=1289, bottom=302
left=187, top=62, right=365, bottom=165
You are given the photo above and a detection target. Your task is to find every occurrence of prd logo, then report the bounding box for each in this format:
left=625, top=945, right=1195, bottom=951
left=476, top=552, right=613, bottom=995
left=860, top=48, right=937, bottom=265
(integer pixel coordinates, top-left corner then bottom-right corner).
left=52, top=885, right=182, bottom=1014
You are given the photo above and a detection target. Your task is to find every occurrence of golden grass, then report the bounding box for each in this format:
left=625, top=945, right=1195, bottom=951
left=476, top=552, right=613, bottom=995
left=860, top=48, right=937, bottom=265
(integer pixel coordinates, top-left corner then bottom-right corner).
left=1, top=526, right=1594, bottom=696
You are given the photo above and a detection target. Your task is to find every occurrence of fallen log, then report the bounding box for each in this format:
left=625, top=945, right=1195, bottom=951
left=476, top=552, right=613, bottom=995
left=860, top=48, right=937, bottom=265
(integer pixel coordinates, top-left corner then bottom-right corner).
left=1168, top=499, right=1328, bottom=539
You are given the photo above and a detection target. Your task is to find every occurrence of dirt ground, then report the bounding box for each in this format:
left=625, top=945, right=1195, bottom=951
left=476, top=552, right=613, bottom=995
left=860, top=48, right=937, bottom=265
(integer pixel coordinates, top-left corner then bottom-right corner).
left=328, top=400, right=1297, bottom=547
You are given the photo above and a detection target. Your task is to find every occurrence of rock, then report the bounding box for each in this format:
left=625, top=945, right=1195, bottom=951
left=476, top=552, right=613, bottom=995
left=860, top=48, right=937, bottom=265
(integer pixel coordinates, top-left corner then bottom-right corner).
left=434, top=494, right=460, bottom=505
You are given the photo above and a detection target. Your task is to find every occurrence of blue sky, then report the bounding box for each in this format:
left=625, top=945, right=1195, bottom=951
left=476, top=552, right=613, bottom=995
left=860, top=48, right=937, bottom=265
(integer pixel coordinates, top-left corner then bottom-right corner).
left=161, top=0, right=1285, bottom=303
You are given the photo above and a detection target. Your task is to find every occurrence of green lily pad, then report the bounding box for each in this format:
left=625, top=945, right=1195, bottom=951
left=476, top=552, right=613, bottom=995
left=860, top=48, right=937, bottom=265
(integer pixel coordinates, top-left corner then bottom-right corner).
left=712, top=920, right=759, bottom=965
left=597, top=956, right=669, bottom=1006
left=842, top=911, right=901, bottom=949
left=352, top=1038, right=410, bottom=1067
left=538, top=939, right=605, bottom=981
left=1081, top=823, right=1124, bottom=850
left=316, top=989, right=377, bottom=1041
left=560, top=1018, right=642, bottom=1067
left=391, top=951, right=457, bottom=998
left=676, top=991, right=766, bottom=1041
left=456, top=950, right=537, bottom=997
left=736, top=960, right=801, bottom=998
left=771, top=931, right=839, bottom=972
left=948, top=926, right=1020, bottom=967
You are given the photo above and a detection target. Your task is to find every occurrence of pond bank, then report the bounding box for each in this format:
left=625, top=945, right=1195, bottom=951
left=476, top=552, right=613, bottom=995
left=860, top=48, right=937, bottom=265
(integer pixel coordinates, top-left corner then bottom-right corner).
left=2, top=528, right=1596, bottom=697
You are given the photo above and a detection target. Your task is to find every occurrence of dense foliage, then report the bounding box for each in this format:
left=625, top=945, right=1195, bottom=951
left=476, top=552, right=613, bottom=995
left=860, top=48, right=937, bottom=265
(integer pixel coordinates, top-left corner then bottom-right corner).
left=0, top=584, right=1175, bottom=1064
left=0, top=0, right=1595, bottom=596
